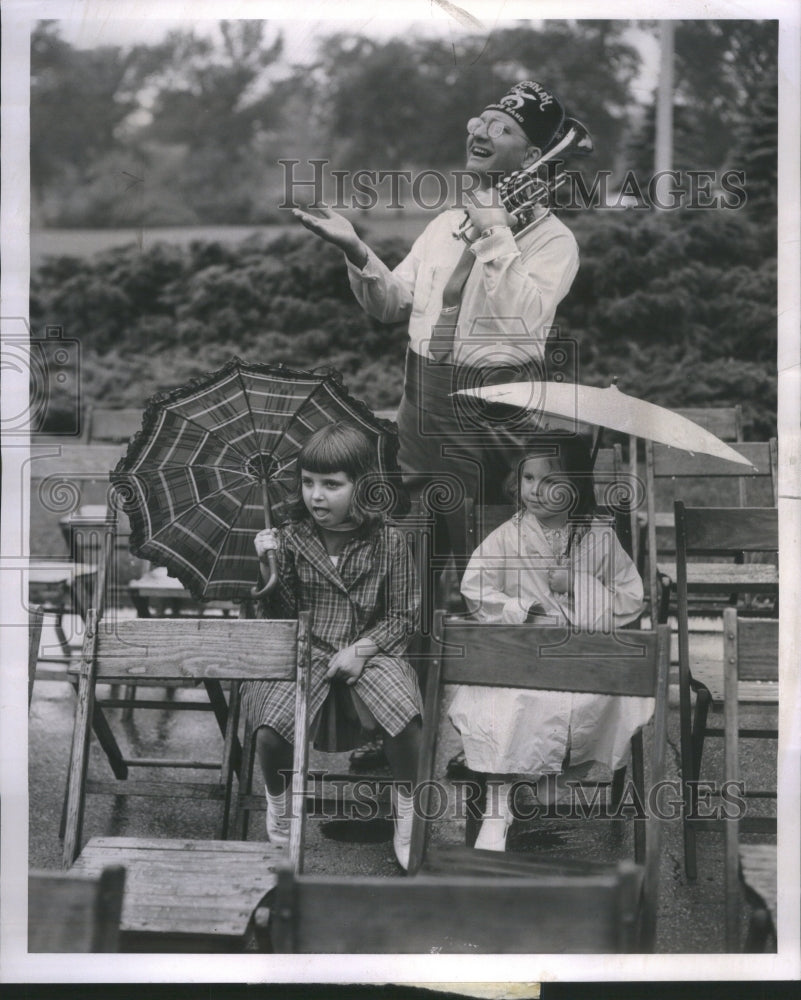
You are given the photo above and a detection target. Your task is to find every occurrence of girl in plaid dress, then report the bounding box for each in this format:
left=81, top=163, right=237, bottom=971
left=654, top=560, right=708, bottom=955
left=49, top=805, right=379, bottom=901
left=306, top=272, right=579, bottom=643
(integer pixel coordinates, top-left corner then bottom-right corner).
left=242, top=423, right=423, bottom=869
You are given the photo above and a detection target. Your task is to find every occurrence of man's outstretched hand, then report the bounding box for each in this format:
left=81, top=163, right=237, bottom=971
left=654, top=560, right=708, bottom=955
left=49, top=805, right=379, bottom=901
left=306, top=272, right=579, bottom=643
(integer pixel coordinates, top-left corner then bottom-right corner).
left=292, top=206, right=368, bottom=268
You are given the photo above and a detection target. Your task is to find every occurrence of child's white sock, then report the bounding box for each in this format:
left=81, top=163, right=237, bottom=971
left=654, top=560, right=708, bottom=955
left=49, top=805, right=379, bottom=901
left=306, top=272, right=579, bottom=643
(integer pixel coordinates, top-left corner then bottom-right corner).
left=392, top=786, right=415, bottom=871
left=474, top=782, right=513, bottom=852
left=265, top=784, right=291, bottom=846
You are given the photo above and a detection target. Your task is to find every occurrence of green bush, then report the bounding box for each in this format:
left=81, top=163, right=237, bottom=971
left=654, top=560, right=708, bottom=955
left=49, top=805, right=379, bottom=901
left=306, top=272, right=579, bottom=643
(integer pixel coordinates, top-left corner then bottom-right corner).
left=30, top=211, right=776, bottom=434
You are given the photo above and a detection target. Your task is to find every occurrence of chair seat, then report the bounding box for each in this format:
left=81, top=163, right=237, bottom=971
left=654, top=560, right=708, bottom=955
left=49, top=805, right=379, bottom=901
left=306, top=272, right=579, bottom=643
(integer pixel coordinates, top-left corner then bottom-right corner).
left=739, top=843, right=776, bottom=931
left=28, top=561, right=98, bottom=585
left=657, top=562, right=778, bottom=592
left=689, top=659, right=779, bottom=704
left=72, top=837, right=284, bottom=946
left=422, top=843, right=634, bottom=881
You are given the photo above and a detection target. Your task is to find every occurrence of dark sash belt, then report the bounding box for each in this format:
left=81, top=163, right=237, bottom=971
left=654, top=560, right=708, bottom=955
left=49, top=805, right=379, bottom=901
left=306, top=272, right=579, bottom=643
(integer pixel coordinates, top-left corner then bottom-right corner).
left=402, top=348, right=544, bottom=420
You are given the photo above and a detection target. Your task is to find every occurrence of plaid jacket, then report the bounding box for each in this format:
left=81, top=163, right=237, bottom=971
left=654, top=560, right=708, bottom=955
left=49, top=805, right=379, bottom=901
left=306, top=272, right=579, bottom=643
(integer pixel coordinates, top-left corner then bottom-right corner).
left=264, top=518, right=420, bottom=662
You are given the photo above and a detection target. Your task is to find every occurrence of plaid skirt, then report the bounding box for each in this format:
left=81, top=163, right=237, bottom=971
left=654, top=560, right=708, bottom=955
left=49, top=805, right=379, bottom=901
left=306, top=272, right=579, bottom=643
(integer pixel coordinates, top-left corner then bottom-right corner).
left=241, top=652, right=423, bottom=751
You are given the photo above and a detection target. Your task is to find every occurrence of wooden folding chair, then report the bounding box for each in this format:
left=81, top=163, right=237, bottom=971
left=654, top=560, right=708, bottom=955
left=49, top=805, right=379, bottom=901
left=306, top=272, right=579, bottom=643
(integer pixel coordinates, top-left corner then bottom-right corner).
left=720, top=609, right=778, bottom=950
left=629, top=406, right=744, bottom=576
left=458, top=447, right=641, bottom=811
left=57, top=521, right=254, bottom=839
left=61, top=611, right=312, bottom=952
left=410, top=614, right=671, bottom=951
left=29, top=865, right=126, bottom=953
left=674, top=505, right=778, bottom=879
left=271, top=859, right=644, bottom=953
left=644, top=438, right=776, bottom=623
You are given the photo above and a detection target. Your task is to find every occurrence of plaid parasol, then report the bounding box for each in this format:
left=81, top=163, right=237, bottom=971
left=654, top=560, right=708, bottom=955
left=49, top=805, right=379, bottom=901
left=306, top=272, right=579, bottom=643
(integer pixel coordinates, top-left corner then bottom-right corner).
left=110, top=358, right=401, bottom=601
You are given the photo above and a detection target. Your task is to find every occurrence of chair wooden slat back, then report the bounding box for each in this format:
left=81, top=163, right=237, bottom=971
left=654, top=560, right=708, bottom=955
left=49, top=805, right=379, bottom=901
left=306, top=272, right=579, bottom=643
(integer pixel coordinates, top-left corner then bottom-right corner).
left=434, top=622, right=660, bottom=697
left=734, top=618, right=780, bottom=681
left=644, top=438, right=777, bottom=620
left=90, top=618, right=301, bottom=682
left=723, top=609, right=778, bottom=950
left=629, top=405, right=743, bottom=572
left=29, top=865, right=125, bottom=952
left=271, top=861, right=643, bottom=953
left=668, top=407, right=743, bottom=442
left=649, top=442, right=775, bottom=481
left=673, top=504, right=778, bottom=881
left=409, top=614, right=671, bottom=951
left=677, top=506, right=779, bottom=554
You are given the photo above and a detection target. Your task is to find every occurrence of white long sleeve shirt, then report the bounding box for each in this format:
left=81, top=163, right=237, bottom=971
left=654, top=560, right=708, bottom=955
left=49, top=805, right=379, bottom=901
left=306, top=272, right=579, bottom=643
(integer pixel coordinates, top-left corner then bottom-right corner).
left=347, top=209, right=579, bottom=368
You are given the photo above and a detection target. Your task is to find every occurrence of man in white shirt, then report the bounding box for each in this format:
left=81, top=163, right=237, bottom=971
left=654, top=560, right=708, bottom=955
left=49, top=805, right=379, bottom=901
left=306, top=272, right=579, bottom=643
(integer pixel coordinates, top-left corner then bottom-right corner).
left=294, top=80, right=582, bottom=574
left=295, top=80, right=584, bottom=774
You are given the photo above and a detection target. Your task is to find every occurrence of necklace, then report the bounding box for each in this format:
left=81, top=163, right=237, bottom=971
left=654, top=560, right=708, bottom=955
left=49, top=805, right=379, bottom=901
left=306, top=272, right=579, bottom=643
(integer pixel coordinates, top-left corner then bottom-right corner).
left=542, top=524, right=570, bottom=564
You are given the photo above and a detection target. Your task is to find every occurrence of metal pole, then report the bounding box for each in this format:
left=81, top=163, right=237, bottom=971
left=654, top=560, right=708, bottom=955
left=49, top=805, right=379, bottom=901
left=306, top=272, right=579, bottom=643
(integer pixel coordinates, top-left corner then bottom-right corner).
left=655, top=21, right=675, bottom=176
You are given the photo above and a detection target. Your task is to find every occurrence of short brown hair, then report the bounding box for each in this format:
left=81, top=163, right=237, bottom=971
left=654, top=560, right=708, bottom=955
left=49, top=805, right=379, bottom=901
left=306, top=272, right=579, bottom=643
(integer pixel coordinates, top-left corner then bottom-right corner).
left=290, top=422, right=385, bottom=529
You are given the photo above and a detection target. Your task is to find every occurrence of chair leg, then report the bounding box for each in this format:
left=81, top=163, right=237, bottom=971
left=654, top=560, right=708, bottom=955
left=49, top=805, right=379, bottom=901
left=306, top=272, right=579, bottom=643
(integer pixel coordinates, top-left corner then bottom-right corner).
left=219, top=682, right=242, bottom=840
left=59, top=721, right=132, bottom=840
left=120, top=685, right=136, bottom=723
left=630, top=734, right=645, bottom=866
left=679, top=717, right=698, bottom=878
left=236, top=721, right=257, bottom=840
left=690, top=681, right=712, bottom=782
left=58, top=766, right=71, bottom=840
left=610, top=765, right=626, bottom=812
left=677, top=603, right=698, bottom=880
left=53, top=610, right=73, bottom=663
left=744, top=908, right=773, bottom=952
left=205, top=680, right=242, bottom=780
left=463, top=774, right=488, bottom=849
left=679, top=680, right=713, bottom=880
left=657, top=574, right=671, bottom=624
left=60, top=682, right=130, bottom=839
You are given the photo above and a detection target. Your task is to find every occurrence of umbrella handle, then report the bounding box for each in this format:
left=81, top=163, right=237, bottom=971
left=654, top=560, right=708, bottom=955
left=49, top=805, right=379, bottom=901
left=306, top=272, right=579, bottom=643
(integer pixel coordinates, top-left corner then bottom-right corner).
left=252, top=550, right=279, bottom=598
left=251, top=475, right=280, bottom=598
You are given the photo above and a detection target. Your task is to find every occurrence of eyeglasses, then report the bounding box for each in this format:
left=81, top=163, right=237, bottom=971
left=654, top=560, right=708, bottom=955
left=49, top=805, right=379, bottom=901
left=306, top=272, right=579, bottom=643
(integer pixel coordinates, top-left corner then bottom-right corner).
left=466, top=117, right=512, bottom=139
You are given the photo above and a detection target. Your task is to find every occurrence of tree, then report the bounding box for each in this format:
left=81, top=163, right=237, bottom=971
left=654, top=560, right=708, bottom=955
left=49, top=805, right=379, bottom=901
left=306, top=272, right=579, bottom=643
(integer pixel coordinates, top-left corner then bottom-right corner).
left=306, top=22, right=641, bottom=173
left=31, top=20, right=287, bottom=225
left=30, top=22, right=140, bottom=197
left=730, top=75, right=777, bottom=209
left=140, top=21, right=283, bottom=154
left=627, top=20, right=778, bottom=176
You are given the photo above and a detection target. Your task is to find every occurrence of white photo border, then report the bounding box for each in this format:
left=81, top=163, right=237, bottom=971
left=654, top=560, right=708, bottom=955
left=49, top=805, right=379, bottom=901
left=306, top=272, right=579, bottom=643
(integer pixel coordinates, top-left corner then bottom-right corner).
left=2, top=0, right=799, bottom=985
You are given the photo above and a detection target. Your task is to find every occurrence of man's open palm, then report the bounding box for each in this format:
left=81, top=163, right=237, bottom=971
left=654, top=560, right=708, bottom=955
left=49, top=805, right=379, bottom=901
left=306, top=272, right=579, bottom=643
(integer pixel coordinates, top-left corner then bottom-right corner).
left=293, top=206, right=358, bottom=250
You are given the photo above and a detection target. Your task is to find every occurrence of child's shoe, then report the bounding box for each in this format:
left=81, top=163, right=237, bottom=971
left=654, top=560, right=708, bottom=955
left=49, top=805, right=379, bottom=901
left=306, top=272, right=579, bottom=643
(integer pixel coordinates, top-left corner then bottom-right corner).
left=392, top=786, right=415, bottom=870
left=474, top=782, right=513, bottom=852
left=265, top=785, right=291, bottom=846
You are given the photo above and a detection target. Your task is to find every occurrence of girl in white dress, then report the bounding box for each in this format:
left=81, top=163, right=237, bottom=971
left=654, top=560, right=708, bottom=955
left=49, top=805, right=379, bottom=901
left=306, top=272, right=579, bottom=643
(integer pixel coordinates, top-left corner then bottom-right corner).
left=448, top=433, right=650, bottom=851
